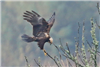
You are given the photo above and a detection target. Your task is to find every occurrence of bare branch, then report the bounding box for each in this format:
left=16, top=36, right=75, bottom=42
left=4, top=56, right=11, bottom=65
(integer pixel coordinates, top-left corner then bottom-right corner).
left=34, top=59, right=42, bottom=67
left=66, top=42, right=71, bottom=54
left=53, top=43, right=62, bottom=59
left=43, top=50, right=60, bottom=67
left=24, top=56, right=31, bottom=67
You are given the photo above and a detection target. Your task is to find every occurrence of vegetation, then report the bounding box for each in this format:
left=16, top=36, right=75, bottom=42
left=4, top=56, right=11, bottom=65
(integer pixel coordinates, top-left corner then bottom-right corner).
left=26, top=18, right=99, bottom=67
left=25, top=2, right=100, bottom=67
left=1, top=1, right=99, bottom=67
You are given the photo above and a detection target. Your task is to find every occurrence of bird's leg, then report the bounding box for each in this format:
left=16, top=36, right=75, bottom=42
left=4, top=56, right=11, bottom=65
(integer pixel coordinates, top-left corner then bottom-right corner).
left=43, top=49, right=47, bottom=56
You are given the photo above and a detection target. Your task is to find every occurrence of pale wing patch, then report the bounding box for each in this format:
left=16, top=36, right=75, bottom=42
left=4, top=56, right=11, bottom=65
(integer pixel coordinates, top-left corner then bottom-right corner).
left=44, top=33, right=49, bottom=37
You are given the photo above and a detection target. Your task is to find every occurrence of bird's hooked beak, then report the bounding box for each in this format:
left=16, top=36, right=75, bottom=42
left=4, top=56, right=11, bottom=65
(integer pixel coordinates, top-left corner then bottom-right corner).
left=49, top=37, right=53, bottom=45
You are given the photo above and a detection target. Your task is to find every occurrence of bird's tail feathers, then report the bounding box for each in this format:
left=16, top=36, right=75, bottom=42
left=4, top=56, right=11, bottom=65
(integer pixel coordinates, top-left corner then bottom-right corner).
left=21, top=34, right=35, bottom=42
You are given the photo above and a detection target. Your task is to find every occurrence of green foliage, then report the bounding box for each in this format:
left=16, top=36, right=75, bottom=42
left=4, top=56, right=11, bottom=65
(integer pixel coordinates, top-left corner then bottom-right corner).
left=90, top=18, right=99, bottom=67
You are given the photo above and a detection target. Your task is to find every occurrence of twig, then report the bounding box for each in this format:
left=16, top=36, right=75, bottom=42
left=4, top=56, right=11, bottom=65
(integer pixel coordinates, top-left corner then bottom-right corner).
left=86, top=40, right=92, bottom=48
left=78, top=55, right=85, bottom=66
left=34, top=59, right=41, bottom=67
left=77, top=22, right=80, bottom=46
left=53, top=43, right=62, bottom=60
left=43, top=50, right=60, bottom=67
left=66, top=43, right=71, bottom=55
left=59, top=38, right=63, bottom=48
left=66, top=58, right=73, bottom=67
left=96, top=2, right=100, bottom=14
left=24, top=56, right=30, bottom=67
left=90, top=18, right=98, bottom=67
left=63, top=54, right=84, bottom=67
left=54, top=56, right=62, bottom=67
left=95, top=19, right=100, bottom=29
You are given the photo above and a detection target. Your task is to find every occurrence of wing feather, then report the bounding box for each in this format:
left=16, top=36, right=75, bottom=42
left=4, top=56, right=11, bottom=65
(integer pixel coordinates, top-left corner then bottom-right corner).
left=23, top=11, right=48, bottom=37
left=47, top=12, right=55, bottom=33
left=32, top=10, right=40, bottom=17
left=23, top=11, right=55, bottom=37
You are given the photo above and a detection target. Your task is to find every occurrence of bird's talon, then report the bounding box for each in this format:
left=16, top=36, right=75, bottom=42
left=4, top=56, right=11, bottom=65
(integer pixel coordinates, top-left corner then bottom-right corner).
left=43, top=49, right=47, bottom=56
left=44, top=52, right=47, bottom=56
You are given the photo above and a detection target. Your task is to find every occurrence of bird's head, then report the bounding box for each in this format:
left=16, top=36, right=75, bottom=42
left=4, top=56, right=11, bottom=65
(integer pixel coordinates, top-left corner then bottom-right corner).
left=48, top=37, right=53, bottom=45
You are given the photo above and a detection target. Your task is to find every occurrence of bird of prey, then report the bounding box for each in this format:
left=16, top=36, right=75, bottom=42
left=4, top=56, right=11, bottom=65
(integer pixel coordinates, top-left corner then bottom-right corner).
left=21, top=10, right=55, bottom=55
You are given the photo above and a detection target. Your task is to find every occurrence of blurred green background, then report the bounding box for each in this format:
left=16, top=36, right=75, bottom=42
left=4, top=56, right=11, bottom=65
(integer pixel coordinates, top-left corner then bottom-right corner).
left=1, top=1, right=99, bottom=66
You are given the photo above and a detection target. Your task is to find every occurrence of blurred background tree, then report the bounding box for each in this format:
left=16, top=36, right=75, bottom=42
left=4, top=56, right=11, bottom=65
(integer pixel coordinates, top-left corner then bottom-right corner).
left=1, top=1, right=99, bottom=66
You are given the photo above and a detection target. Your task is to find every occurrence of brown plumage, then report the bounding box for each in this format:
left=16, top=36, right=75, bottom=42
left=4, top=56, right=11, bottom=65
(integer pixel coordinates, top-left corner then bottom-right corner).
left=21, top=10, right=55, bottom=50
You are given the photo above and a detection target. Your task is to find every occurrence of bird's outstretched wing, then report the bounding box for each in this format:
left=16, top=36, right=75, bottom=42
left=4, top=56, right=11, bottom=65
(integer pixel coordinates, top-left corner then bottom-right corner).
left=23, top=11, right=48, bottom=37
left=47, top=12, right=55, bottom=34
